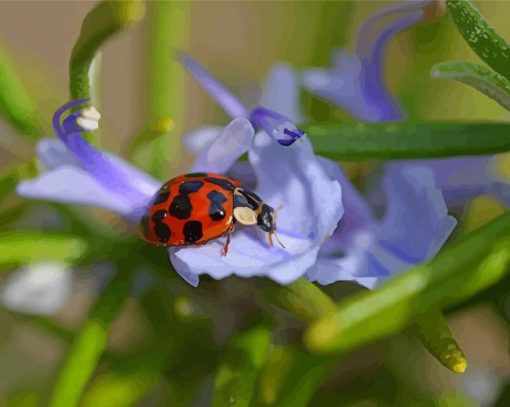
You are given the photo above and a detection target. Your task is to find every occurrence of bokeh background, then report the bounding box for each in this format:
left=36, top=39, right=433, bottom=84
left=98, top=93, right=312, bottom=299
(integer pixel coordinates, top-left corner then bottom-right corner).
left=1, top=1, right=510, bottom=406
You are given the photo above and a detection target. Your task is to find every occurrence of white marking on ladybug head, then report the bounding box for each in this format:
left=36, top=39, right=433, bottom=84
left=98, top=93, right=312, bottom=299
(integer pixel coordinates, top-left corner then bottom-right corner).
left=233, top=206, right=257, bottom=226
left=76, top=107, right=101, bottom=131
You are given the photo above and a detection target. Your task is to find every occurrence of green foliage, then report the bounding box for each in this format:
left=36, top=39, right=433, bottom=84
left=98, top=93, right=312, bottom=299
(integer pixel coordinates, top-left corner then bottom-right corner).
left=0, top=231, right=88, bottom=268
left=305, top=122, right=510, bottom=160
left=431, top=61, right=510, bottom=111
left=447, top=0, right=510, bottom=81
left=305, top=212, right=510, bottom=355
left=212, top=322, right=271, bottom=407
left=0, top=43, right=41, bottom=138
left=253, top=345, right=332, bottom=407
left=415, top=308, right=467, bottom=374
left=48, top=272, right=131, bottom=407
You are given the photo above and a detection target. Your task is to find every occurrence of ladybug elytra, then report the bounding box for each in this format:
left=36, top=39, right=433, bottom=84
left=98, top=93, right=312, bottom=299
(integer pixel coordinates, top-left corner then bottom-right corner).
left=140, top=172, right=284, bottom=256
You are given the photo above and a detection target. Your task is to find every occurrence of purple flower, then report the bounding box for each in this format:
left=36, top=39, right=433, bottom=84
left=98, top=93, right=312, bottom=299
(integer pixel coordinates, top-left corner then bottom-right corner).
left=17, top=96, right=343, bottom=287
left=303, top=0, right=510, bottom=211
left=18, top=99, right=161, bottom=221
left=396, top=157, right=510, bottom=209
left=177, top=60, right=456, bottom=288
left=177, top=53, right=305, bottom=146
left=307, top=161, right=456, bottom=288
left=303, top=0, right=441, bottom=122
left=299, top=0, right=458, bottom=287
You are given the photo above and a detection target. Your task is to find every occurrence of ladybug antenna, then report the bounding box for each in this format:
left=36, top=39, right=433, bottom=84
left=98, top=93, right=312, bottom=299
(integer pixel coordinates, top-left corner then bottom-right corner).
left=270, top=230, right=286, bottom=249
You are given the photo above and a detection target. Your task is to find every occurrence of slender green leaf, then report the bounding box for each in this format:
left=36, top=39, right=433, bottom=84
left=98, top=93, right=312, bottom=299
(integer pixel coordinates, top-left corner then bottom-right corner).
left=0, top=42, right=41, bottom=137
left=258, top=279, right=337, bottom=323
left=431, top=61, right=510, bottom=111
left=447, top=0, right=510, bottom=80
left=415, top=308, right=467, bottom=374
left=305, top=122, right=510, bottom=160
left=213, top=322, right=271, bottom=407
left=305, top=212, right=510, bottom=354
left=0, top=231, right=87, bottom=267
left=70, top=0, right=144, bottom=100
left=48, top=273, right=131, bottom=407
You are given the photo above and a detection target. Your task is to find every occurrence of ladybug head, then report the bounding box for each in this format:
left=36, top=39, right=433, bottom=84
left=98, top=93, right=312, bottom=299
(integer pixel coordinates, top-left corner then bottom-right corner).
left=233, top=188, right=282, bottom=248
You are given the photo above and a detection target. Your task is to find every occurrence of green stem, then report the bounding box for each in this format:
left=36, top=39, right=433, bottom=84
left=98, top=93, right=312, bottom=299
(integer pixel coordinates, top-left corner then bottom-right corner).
left=70, top=0, right=144, bottom=100
left=48, top=272, right=131, bottom=407
left=258, top=279, right=337, bottom=323
left=136, top=0, right=190, bottom=178
left=305, top=212, right=510, bottom=355
left=69, top=0, right=144, bottom=144
left=305, top=122, right=510, bottom=160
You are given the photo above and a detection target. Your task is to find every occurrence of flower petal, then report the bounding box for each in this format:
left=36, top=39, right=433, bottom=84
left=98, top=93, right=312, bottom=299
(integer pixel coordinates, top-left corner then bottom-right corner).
left=316, top=157, right=374, bottom=254
left=249, top=132, right=343, bottom=240
left=1, top=262, right=72, bottom=316
left=17, top=166, right=139, bottom=218
left=189, top=118, right=254, bottom=174
left=358, top=9, right=423, bottom=121
left=171, top=229, right=320, bottom=285
left=302, top=52, right=383, bottom=121
left=171, top=131, right=343, bottom=286
left=310, top=163, right=456, bottom=288
left=259, top=63, right=305, bottom=123
left=404, top=157, right=510, bottom=208
left=183, top=126, right=223, bottom=156
left=378, top=164, right=457, bottom=264
left=37, top=138, right=161, bottom=201
left=177, top=52, right=249, bottom=119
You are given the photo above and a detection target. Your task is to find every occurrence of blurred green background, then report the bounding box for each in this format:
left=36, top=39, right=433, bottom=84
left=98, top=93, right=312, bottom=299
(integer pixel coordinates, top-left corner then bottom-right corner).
left=1, top=1, right=510, bottom=406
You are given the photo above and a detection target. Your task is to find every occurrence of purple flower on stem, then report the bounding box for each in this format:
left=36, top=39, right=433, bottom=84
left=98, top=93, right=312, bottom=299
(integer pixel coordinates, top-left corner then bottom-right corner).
left=177, top=52, right=305, bottom=146
left=177, top=59, right=456, bottom=287
left=17, top=96, right=343, bottom=287
left=303, top=0, right=510, bottom=211
left=303, top=1, right=439, bottom=121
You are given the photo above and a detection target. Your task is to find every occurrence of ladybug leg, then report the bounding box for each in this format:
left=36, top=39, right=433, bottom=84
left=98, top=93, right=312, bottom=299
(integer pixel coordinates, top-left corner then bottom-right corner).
left=221, top=225, right=235, bottom=257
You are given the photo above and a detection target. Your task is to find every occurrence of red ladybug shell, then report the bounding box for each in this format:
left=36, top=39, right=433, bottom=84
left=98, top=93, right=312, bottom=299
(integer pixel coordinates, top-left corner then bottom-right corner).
left=140, top=172, right=241, bottom=247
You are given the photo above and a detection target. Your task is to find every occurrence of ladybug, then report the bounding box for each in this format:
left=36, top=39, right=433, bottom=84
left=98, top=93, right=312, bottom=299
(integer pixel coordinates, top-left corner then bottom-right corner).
left=139, top=172, right=284, bottom=256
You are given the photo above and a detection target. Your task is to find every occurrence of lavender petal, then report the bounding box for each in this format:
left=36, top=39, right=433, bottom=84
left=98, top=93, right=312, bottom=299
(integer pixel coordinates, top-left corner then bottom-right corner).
left=177, top=52, right=249, bottom=119
left=189, top=118, right=254, bottom=174
left=259, top=63, right=305, bottom=123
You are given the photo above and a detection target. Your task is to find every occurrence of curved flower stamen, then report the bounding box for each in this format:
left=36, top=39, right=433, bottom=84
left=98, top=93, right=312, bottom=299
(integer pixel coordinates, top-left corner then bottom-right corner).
left=178, top=53, right=305, bottom=146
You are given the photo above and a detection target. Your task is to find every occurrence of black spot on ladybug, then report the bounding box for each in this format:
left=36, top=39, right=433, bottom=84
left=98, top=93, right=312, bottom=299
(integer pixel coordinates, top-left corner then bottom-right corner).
left=207, top=190, right=228, bottom=221
left=140, top=215, right=149, bottom=236
left=154, top=222, right=171, bottom=243
left=151, top=209, right=167, bottom=223
left=153, top=190, right=170, bottom=205
left=179, top=180, right=204, bottom=194
left=169, top=195, right=192, bottom=219
left=206, top=177, right=235, bottom=191
left=184, top=172, right=208, bottom=178
left=183, top=221, right=203, bottom=243
left=257, top=204, right=274, bottom=232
